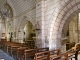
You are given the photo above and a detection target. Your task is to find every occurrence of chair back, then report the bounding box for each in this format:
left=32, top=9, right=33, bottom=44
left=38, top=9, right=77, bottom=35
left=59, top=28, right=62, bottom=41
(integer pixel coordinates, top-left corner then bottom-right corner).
left=49, top=49, right=60, bottom=56
left=75, top=49, right=79, bottom=60
left=34, top=51, right=50, bottom=60
left=36, top=47, right=49, bottom=52
left=24, top=49, right=36, bottom=60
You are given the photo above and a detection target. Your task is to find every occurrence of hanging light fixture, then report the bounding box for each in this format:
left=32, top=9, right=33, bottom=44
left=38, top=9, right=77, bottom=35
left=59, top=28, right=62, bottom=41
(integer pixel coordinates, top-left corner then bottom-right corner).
left=0, top=0, right=10, bottom=19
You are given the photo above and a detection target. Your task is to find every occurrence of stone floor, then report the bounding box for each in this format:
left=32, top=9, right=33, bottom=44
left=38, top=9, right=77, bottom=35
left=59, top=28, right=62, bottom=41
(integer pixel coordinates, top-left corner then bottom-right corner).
left=0, top=49, right=15, bottom=60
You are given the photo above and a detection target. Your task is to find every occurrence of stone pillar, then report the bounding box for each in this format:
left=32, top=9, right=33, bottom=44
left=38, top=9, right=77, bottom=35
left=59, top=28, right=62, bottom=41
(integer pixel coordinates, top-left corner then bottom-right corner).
left=12, top=18, right=17, bottom=42
left=6, top=18, right=10, bottom=41
left=36, top=0, right=46, bottom=48
left=0, top=19, right=2, bottom=41
left=78, top=13, right=80, bottom=42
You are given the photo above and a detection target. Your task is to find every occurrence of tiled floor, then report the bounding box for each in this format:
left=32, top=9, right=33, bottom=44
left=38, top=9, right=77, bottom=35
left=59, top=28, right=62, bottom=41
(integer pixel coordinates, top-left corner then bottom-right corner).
left=0, top=49, right=15, bottom=60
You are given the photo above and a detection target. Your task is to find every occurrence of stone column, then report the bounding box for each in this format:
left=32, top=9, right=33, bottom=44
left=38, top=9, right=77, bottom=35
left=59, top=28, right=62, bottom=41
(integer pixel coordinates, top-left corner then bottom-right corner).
left=36, top=0, right=46, bottom=48
left=0, top=19, right=2, bottom=41
left=12, top=18, right=17, bottom=42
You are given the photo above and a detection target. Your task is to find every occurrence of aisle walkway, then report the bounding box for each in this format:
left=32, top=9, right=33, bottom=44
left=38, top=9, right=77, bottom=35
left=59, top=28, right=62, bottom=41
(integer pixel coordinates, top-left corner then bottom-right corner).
left=0, top=49, right=15, bottom=60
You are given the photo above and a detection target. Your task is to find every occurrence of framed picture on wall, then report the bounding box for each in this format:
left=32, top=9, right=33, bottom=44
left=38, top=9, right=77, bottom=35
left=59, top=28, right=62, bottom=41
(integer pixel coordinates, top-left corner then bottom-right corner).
left=2, top=33, right=5, bottom=37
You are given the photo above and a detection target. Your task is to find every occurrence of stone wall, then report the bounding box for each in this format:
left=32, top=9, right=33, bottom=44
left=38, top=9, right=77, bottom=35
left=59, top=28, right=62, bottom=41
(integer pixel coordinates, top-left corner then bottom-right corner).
left=3, top=0, right=80, bottom=50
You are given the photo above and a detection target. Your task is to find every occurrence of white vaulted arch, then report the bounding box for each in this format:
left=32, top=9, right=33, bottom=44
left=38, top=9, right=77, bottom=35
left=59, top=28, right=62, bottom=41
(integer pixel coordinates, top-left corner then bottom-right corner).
left=7, top=0, right=16, bottom=17
left=16, top=15, right=35, bottom=41
left=49, top=0, right=80, bottom=50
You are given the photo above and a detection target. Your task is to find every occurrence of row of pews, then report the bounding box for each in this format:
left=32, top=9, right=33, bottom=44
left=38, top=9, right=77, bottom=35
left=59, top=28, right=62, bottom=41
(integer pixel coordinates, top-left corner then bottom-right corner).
left=0, top=41, right=79, bottom=60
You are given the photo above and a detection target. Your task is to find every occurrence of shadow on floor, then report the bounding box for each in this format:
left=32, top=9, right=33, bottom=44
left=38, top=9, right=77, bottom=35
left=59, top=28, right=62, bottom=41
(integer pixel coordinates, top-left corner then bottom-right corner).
left=0, top=49, right=15, bottom=60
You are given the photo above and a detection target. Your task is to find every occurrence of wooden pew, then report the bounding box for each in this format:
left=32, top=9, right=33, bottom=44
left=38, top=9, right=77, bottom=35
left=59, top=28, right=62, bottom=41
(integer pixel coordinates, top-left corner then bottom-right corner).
left=0, top=41, right=28, bottom=59
left=1, top=41, right=61, bottom=60
left=68, top=49, right=79, bottom=60
left=23, top=49, right=36, bottom=60
left=24, top=40, right=35, bottom=49
left=0, top=41, right=28, bottom=56
left=22, top=47, right=49, bottom=60
left=0, top=41, right=8, bottom=51
left=50, top=52, right=68, bottom=60
left=34, top=51, right=50, bottom=60
left=2, top=41, right=28, bottom=59
left=36, top=47, right=49, bottom=52
left=34, top=49, right=61, bottom=60
left=8, top=42, right=28, bottom=56
left=1, top=41, right=69, bottom=60
left=49, top=49, right=60, bottom=56
left=5, top=42, right=19, bottom=54
left=15, top=47, right=29, bottom=60
left=76, top=43, right=80, bottom=50
left=49, top=49, right=61, bottom=60
left=2, top=41, right=21, bottom=54
left=9, top=45, right=20, bottom=56
left=59, top=53, right=68, bottom=60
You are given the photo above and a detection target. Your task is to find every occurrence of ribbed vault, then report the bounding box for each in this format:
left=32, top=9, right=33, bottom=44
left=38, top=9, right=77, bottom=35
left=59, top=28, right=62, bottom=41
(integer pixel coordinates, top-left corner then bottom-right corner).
left=49, top=0, right=80, bottom=49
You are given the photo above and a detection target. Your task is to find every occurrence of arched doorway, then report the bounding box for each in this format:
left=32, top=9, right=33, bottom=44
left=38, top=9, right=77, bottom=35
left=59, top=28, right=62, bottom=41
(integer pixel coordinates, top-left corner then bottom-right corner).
left=23, top=21, right=36, bottom=41
left=23, top=21, right=36, bottom=48
left=17, top=17, right=36, bottom=48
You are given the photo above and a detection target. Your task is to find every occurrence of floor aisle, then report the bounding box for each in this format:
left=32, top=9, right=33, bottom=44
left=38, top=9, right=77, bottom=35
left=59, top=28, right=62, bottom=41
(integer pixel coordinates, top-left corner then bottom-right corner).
left=0, top=49, right=15, bottom=60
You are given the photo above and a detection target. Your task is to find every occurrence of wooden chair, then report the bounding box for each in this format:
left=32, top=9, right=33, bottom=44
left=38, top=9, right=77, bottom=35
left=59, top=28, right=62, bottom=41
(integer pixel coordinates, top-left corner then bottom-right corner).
left=22, top=47, right=49, bottom=60
left=68, top=49, right=79, bottom=60
left=13, top=47, right=28, bottom=60
left=58, top=53, right=68, bottom=60
left=49, top=49, right=60, bottom=56
left=36, top=47, right=49, bottom=52
left=61, top=53, right=68, bottom=60
left=23, top=49, right=36, bottom=60
left=50, top=49, right=68, bottom=60
left=76, top=43, right=80, bottom=50
left=34, top=51, right=50, bottom=60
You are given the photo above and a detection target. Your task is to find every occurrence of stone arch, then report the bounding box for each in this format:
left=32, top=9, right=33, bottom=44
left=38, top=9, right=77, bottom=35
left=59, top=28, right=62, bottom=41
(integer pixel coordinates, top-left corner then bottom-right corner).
left=17, top=16, right=35, bottom=32
left=49, top=0, right=80, bottom=50
left=7, top=0, right=16, bottom=17
left=16, top=16, right=35, bottom=41
left=57, top=3, right=80, bottom=40
left=1, top=0, right=15, bottom=42
left=62, top=11, right=79, bottom=37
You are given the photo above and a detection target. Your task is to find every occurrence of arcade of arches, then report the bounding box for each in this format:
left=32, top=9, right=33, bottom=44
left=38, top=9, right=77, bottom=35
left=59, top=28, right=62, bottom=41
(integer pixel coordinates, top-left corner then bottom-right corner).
left=0, top=0, right=80, bottom=59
